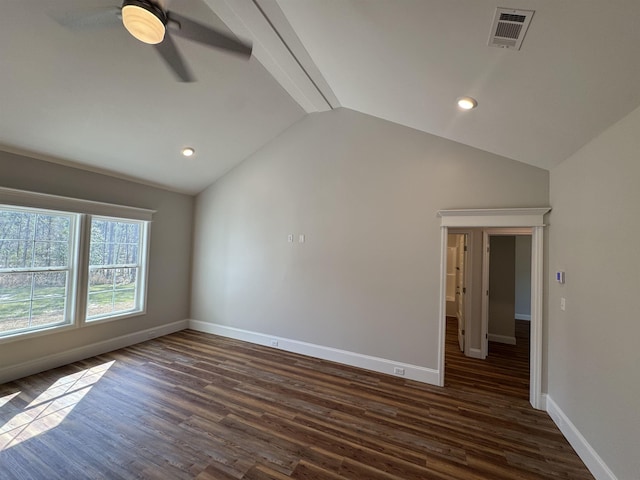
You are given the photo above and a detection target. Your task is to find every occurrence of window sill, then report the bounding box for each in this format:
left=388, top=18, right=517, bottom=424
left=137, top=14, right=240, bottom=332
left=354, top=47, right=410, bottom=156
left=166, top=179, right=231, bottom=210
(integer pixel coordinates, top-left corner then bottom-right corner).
left=0, top=322, right=76, bottom=345
left=83, top=308, right=146, bottom=327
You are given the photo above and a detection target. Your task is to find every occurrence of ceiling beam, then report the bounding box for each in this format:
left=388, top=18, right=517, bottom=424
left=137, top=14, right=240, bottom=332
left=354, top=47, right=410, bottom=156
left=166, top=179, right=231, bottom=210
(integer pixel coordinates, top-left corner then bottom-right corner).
left=205, top=0, right=338, bottom=113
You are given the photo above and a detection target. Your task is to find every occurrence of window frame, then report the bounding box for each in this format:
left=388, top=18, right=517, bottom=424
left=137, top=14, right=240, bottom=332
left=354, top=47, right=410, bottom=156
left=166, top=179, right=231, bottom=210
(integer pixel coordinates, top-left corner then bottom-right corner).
left=0, top=187, right=154, bottom=344
left=0, top=205, right=81, bottom=341
left=81, top=214, right=150, bottom=326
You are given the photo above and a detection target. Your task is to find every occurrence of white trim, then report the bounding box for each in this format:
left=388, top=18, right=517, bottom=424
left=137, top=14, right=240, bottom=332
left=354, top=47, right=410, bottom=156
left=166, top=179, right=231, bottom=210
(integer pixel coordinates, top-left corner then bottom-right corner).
left=207, top=0, right=335, bottom=113
left=467, top=348, right=483, bottom=359
left=488, top=334, right=516, bottom=345
left=189, top=320, right=440, bottom=385
left=515, top=313, right=531, bottom=321
left=539, top=393, right=548, bottom=410
left=438, top=208, right=550, bottom=227
left=546, top=396, right=618, bottom=480
left=437, top=226, right=448, bottom=386
left=82, top=216, right=150, bottom=325
left=0, top=186, right=155, bottom=221
left=0, top=322, right=78, bottom=345
left=0, top=320, right=188, bottom=384
left=529, top=226, right=544, bottom=409
left=448, top=229, right=474, bottom=358
left=481, top=230, right=490, bottom=359
left=438, top=208, right=549, bottom=411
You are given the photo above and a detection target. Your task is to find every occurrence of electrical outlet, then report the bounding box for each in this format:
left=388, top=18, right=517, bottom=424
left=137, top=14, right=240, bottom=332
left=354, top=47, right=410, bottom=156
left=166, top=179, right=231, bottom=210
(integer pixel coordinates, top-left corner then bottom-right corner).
left=393, top=367, right=405, bottom=376
left=287, top=234, right=293, bottom=243
left=560, top=297, right=566, bottom=311
left=270, top=340, right=279, bottom=347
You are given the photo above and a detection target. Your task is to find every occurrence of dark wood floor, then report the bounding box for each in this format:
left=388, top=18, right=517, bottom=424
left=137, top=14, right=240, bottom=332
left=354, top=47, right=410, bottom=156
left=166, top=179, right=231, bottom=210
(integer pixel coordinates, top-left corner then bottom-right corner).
left=445, top=317, right=531, bottom=400
left=0, top=327, right=593, bottom=479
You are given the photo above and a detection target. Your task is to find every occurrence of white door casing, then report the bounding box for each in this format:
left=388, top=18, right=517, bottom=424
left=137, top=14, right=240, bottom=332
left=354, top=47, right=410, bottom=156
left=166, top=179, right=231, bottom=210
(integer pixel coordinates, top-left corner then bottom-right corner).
left=456, top=234, right=466, bottom=352
left=437, top=208, right=550, bottom=410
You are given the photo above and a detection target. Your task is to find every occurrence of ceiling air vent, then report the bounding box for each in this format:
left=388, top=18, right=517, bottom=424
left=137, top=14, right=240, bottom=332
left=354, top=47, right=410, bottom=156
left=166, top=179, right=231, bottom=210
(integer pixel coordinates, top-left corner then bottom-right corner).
left=488, top=8, right=534, bottom=50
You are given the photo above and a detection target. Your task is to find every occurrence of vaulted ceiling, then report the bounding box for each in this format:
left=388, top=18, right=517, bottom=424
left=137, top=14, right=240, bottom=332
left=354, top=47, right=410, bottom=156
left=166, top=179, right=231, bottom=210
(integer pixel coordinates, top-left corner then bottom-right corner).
left=2, top=0, right=640, bottom=194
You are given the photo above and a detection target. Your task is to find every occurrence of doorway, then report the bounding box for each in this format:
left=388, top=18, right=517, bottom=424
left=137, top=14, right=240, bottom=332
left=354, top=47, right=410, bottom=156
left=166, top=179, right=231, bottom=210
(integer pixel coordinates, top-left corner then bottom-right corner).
left=445, top=232, right=470, bottom=355
left=446, top=230, right=532, bottom=399
left=437, top=208, right=550, bottom=410
left=481, top=229, right=532, bottom=359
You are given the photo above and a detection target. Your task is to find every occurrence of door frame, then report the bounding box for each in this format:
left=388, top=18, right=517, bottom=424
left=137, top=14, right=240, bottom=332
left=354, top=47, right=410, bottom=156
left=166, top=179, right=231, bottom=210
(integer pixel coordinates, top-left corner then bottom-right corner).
left=437, top=208, right=550, bottom=410
left=448, top=229, right=473, bottom=357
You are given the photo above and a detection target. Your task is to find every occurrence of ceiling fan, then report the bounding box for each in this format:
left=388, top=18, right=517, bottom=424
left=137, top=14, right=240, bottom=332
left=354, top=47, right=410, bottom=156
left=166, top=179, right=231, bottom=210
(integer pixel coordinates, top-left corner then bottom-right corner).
left=53, top=0, right=252, bottom=82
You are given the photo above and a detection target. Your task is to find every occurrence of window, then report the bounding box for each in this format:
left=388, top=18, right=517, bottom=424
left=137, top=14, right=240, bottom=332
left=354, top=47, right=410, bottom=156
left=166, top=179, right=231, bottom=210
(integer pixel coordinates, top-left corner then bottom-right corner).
left=0, top=206, right=77, bottom=337
left=87, top=217, right=146, bottom=321
left=0, top=187, right=153, bottom=342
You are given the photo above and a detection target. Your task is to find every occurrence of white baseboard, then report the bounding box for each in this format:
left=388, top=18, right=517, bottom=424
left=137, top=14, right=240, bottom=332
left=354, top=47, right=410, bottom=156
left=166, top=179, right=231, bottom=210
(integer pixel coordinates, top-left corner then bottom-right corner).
left=188, top=320, right=439, bottom=385
left=515, top=313, right=531, bottom=321
left=467, top=347, right=483, bottom=359
left=0, top=319, right=189, bottom=384
left=488, top=333, right=517, bottom=345
left=546, top=396, right=617, bottom=480
left=539, top=393, right=548, bottom=410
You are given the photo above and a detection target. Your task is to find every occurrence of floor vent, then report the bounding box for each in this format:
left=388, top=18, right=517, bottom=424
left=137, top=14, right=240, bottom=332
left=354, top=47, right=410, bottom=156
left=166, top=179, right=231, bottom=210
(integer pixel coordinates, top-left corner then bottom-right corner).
left=488, top=8, right=534, bottom=50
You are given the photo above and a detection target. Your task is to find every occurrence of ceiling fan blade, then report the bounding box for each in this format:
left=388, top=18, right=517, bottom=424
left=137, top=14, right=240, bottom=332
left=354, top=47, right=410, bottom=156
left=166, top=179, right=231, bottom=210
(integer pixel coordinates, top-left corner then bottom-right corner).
left=166, top=11, right=252, bottom=58
left=50, top=7, right=122, bottom=31
left=154, top=33, right=195, bottom=82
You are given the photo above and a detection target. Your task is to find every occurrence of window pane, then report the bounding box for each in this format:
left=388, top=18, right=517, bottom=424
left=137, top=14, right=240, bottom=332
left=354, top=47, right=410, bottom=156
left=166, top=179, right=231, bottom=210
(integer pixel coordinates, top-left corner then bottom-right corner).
left=87, top=217, right=144, bottom=322
left=0, top=301, right=30, bottom=334
left=0, top=206, right=74, bottom=338
left=87, top=267, right=138, bottom=319
left=31, top=297, right=66, bottom=329
left=0, top=210, right=72, bottom=270
left=34, top=241, right=68, bottom=268
left=89, top=219, right=140, bottom=267
left=89, top=241, right=106, bottom=266
left=35, top=214, right=70, bottom=242
left=0, top=240, right=33, bottom=269
left=87, top=291, right=115, bottom=318
left=33, top=272, right=67, bottom=298
left=114, top=267, right=137, bottom=289
left=0, top=211, right=35, bottom=241
left=0, top=272, right=33, bottom=302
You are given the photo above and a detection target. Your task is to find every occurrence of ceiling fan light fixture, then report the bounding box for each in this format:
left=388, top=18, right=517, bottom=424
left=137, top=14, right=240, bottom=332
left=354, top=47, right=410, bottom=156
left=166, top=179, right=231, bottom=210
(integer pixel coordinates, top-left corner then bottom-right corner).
left=121, top=0, right=166, bottom=45
left=457, top=96, right=478, bottom=111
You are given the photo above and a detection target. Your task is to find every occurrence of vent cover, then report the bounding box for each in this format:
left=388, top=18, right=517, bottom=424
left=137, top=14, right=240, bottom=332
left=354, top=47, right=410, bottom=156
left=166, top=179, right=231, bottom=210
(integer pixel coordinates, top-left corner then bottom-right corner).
left=488, top=8, right=534, bottom=50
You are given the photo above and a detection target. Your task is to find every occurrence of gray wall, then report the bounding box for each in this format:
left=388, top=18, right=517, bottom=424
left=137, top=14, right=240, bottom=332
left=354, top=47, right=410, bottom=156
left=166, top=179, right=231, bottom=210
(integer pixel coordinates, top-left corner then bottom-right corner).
left=515, top=235, right=532, bottom=319
left=191, top=108, right=548, bottom=371
left=488, top=236, right=516, bottom=340
left=549, top=105, right=640, bottom=479
left=0, top=150, right=194, bottom=370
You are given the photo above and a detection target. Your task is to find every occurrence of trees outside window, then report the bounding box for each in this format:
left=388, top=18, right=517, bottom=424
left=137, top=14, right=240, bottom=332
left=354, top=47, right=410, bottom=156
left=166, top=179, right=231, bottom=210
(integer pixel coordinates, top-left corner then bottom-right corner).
left=87, top=218, right=144, bottom=320
left=0, top=207, right=76, bottom=337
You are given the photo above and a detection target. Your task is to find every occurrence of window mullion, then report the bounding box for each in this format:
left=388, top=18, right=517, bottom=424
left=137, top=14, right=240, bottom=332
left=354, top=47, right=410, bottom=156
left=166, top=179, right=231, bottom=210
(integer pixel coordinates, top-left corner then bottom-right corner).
left=75, top=214, right=90, bottom=327
left=28, top=272, right=35, bottom=329
left=111, top=267, right=116, bottom=311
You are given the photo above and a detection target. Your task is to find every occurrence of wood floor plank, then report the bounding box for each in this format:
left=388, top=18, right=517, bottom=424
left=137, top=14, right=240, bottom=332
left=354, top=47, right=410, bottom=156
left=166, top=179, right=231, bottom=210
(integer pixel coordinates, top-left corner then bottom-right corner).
left=0, top=321, right=594, bottom=479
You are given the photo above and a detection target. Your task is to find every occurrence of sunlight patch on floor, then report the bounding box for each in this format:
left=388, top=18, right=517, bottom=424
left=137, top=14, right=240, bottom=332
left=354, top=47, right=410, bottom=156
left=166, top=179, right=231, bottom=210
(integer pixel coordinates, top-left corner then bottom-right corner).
left=0, top=361, right=114, bottom=450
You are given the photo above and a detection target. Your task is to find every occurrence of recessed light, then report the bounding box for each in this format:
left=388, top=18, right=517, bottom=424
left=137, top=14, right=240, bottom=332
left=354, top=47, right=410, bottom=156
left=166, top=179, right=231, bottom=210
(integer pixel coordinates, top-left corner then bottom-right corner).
left=181, top=147, right=195, bottom=157
left=457, top=96, right=478, bottom=110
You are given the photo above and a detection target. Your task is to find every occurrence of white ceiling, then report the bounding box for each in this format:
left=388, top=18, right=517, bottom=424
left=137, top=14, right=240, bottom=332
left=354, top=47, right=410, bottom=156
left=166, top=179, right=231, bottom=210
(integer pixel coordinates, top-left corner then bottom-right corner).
left=3, top=0, right=640, bottom=193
